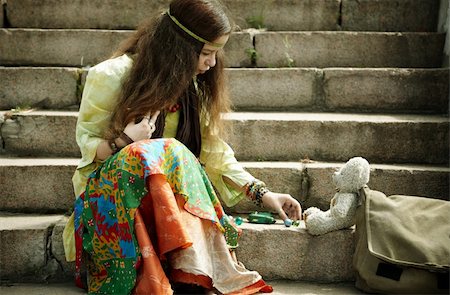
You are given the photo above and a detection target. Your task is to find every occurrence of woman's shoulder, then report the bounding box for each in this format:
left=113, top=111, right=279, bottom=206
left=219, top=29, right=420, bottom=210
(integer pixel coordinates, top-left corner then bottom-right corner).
left=88, top=54, right=133, bottom=80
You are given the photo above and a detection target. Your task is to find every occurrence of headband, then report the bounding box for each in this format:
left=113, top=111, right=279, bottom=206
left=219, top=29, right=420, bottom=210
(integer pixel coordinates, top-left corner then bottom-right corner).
left=166, top=10, right=224, bottom=48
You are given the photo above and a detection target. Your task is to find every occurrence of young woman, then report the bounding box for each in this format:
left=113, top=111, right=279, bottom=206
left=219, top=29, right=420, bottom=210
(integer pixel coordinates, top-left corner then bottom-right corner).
left=63, top=0, right=302, bottom=293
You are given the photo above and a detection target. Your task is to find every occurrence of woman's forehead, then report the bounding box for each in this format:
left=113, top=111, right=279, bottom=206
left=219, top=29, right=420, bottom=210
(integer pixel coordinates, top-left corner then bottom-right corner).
left=203, top=34, right=230, bottom=51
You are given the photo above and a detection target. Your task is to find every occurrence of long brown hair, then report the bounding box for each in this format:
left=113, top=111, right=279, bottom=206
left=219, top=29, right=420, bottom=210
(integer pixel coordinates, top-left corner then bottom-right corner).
left=107, top=0, right=232, bottom=156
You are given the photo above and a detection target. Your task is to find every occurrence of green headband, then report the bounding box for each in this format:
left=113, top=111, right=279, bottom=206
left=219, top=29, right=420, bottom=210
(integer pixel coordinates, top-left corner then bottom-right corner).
left=167, top=10, right=224, bottom=48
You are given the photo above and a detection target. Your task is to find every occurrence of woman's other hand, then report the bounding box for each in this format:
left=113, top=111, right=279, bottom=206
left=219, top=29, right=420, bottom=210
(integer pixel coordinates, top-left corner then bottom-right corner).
left=262, top=191, right=302, bottom=221
left=123, top=111, right=160, bottom=141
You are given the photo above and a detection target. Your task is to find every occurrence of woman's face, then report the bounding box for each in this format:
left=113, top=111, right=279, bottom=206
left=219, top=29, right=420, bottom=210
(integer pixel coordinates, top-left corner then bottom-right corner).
left=196, top=34, right=230, bottom=75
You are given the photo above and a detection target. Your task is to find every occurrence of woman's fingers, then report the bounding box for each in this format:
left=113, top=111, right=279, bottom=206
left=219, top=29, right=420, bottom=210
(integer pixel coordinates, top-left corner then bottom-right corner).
left=282, top=197, right=302, bottom=220
left=276, top=207, right=289, bottom=222
left=143, top=111, right=160, bottom=124
left=150, top=110, right=160, bottom=123
left=262, top=192, right=302, bottom=221
left=142, top=111, right=160, bottom=136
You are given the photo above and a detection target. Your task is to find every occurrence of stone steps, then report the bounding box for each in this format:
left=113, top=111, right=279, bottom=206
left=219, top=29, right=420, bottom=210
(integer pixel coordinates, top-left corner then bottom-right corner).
left=0, top=212, right=354, bottom=283
left=0, top=157, right=448, bottom=214
left=1, top=111, right=448, bottom=164
left=0, top=281, right=364, bottom=295
left=0, top=29, right=445, bottom=68
left=0, top=0, right=448, bottom=287
left=1, top=66, right=448, bottom=113
left=2, top=0, right=439, bottom=32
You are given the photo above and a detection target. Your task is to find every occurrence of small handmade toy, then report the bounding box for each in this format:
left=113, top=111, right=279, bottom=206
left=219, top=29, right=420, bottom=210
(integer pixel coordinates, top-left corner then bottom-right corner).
left=247, top=211, right=276, bottom=224
left=303, top=157, right=370, bottom=235
left=244, top=212, right=297, bottom=227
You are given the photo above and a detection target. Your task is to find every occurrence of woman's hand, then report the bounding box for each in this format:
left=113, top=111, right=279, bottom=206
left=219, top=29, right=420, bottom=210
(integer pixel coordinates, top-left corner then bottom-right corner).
left=123, top=111, right=160, bottom=141
left=261, top=191, right=302, bottom=221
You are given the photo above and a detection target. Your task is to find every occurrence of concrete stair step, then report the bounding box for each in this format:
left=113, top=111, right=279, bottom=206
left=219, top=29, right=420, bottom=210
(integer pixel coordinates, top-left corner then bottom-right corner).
left=226, top=112, right=449, bottom=164
left=2, top=66, right=448, bottom=113
left=0, top=281, right=364, bottom=295
left=0, top=213, right=68, bottom=283
left=0, top=29, right=444, bottom=68
left=1, top=111, right=447, bottom=164
left=0, top=212, right=354, bottom=283
left=230, top=68, right=449, bottom=113
left=0, top=67, right=81, bottom=110
left=0, top=157, right=448, bottom=214
left=254, top=31, right=445, bottom=68
left=2, top=0, right=439, bottom=33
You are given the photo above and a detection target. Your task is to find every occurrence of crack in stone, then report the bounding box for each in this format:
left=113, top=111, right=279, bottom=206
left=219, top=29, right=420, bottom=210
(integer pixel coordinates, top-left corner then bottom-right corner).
left=0, top=112, right=5, bottom=151
left=1, top=0, right=10, bottom=28
left=44, top=223, right=66, bottom=282
left=299, top=164, right=311, bottom=205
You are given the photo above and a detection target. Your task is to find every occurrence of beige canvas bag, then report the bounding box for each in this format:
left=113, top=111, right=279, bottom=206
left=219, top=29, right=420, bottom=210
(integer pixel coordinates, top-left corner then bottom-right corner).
left=353, top=187, right=450, bottom=294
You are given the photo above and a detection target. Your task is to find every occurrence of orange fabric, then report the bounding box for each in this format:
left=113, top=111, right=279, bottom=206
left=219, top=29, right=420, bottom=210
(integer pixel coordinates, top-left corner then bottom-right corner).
left=133, top=174, right=273, bottom=295
left=133, top=174, right=193, bottom=295
left=227, top=279, right=273, bottom=295
left=170, top=196, right=273, bottom=295
left=133, top=210, right=173, bottom=295
left=170, top=268, right=213, bottom=289
left=139, top=174, right=193, bottom=259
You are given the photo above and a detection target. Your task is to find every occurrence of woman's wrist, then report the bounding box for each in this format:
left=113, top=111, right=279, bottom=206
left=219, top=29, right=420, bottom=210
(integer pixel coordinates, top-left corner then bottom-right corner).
left=109, top=132, right=135, bottom=155
left=108, top=138, right=121, bottom=154
left=119, top=132, right=134, bottom=145
left=245, top=179, right=269, bottom=208
left=114, top=137, right=127, bottom=149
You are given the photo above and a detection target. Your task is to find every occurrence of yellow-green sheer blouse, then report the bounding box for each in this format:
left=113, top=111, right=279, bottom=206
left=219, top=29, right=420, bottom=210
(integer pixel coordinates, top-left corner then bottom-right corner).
left=64, top=54, right=254, bottom=261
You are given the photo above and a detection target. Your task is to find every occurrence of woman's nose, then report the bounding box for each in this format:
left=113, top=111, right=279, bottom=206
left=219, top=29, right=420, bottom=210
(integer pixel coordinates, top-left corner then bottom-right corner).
left=206, top=56, right=216, bottom=68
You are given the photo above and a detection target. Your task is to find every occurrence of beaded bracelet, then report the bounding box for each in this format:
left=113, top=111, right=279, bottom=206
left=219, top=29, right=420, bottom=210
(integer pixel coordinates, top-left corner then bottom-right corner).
left=119, top=132, right=134, bottom=145
left=109, top=139, right=120, bottom=154
left=246, top=180, right=269, bottom=208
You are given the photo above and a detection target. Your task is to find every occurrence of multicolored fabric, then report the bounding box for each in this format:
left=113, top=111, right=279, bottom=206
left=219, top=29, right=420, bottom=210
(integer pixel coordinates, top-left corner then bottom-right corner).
left=74, top=138, right=240, bottom=294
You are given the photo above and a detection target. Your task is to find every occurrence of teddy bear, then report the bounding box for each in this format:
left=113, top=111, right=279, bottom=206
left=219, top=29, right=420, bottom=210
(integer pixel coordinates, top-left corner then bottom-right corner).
left=303, top=157, right=370, bottom=235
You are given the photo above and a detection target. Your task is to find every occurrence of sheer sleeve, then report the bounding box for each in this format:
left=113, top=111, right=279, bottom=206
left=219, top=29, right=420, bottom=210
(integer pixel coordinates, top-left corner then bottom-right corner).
left=76, top=54, right=132, bottom=170
left=199, top=133, right=255, bottom=208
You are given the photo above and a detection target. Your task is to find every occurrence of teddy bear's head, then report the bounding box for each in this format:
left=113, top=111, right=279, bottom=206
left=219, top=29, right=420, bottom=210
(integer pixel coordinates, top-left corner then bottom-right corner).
left=332, top=157, right=370, bottom=193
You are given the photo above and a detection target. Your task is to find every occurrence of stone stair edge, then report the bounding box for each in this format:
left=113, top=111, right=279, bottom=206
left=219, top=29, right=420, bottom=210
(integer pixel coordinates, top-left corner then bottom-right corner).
left=1, top=27, right=445, bottom=36
left=0, top=29, right=445, bottom=68
left=1, top=66, right=448, bottom=113
left=1, top=156, right=449, bottom=171
left=2, top=109, right=448, bottom=121
left=0, top=281, right=364, bottom=295
left=2, top=0, right=440, bottom=33
left=1, top=110, right=448, bottom=164
left=2, top=65, right=448, bottom=70
left=0, top=156, right=448, bottom=214
left=0, top=212, right=355, bottom=282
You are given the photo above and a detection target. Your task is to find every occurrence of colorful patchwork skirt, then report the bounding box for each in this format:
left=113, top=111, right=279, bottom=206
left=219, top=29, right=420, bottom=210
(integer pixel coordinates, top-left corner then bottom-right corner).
left=74, top=138, right=272, bottom=294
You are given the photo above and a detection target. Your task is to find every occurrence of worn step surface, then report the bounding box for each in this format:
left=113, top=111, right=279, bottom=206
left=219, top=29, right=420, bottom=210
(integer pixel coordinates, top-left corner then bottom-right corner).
left=0, top=158, right=448, bottom=214
left=0, top=29, right=250, bottom=67
left=0, top=29, right=445, bottom=68
left=1, top=67, right=448, bottom=113
left=2, top=0, right=440, bottom=32
left=227, top=112, right=449, bottom=164
left=0, top=67, right=82, bottom=110
left=0, top=281, right=364, bottom=295
left=254, top=31, right=445, bottom=68
left=1, top=111, right=447, bottom=164
left=0, top=213, right=354, bottom=283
